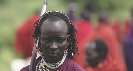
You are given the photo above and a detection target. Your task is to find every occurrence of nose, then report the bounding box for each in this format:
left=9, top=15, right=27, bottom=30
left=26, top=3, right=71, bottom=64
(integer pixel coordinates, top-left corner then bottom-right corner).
left=50, top=42, right=58, bottom=49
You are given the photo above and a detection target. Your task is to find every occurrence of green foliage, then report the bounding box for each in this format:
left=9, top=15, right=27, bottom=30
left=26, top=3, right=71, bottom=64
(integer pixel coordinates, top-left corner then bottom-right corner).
left=0, top=0, right=6, bottom=4
left=63, top=0, right=133, bottom=13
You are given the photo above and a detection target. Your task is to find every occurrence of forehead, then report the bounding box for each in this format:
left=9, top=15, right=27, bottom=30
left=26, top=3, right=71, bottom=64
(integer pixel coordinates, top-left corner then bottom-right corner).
left=40, top=19, right=68, bottom=35
left=86, top=42, right=96, bottom=51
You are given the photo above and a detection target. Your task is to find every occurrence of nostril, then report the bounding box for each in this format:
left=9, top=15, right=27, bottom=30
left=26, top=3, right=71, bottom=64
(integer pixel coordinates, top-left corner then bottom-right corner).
left=49, top=48, right=57, bottom=51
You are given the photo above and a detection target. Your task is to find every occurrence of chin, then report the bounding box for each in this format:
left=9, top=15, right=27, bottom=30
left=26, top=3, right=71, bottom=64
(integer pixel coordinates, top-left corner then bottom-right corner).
left=87, top=62, right=96, bottom=67
left=90, top=64, right=97, bottom=67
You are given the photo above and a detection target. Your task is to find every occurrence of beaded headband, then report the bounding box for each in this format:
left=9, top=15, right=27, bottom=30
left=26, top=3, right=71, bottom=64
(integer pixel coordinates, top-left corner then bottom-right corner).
left=37, top=11, right=72, bottom=26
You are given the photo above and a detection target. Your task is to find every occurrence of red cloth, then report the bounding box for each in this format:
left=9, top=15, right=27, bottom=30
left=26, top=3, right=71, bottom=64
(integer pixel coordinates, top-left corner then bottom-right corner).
left=111, top=21, right=124, bottom=45
left=74, top=19, right=94, bottom=68
left=125, top=20, right=131, bottom=37
left=14, top=14, right=39, bottom=58
left=112, top=20, right=131, bottom=42
left=82, top=22, right=127, bottom=71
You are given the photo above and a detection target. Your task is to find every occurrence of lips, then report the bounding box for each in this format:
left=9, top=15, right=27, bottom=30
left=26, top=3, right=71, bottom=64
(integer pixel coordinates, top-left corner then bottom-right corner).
left=48, top=51, right=58, bottom=57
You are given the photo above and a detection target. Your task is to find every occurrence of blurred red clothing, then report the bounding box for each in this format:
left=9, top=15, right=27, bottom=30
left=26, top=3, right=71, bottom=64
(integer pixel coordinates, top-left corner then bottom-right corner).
left=111, top=21, right=124, bottom=46
left=82, top=22, right=127, bottom=71
left=14, top=13, right=39, bottom=58
left=112, top=20, right=131, bottom=42
left=74, top=19, right=94, bottom=68
left=125, top=20, right=131, bottom=37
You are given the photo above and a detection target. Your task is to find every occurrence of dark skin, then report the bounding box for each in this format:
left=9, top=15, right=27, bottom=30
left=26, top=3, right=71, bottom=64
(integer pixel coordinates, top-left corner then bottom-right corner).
left=85, top=42, right=104, bottom=67
left=40, top=19, right=69, bottom=63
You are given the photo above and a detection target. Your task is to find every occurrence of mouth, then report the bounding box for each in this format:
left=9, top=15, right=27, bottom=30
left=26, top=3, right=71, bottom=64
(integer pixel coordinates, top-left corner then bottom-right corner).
left=48, top=51, right=58, bottom=57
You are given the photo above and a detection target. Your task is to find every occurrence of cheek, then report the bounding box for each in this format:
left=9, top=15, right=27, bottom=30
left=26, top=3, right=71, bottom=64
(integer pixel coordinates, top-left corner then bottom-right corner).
left=59, top=40, right=68, bottom=49
left=39, top=41, right=49, bottom=52
left=92, top=53, right=99, bottom=59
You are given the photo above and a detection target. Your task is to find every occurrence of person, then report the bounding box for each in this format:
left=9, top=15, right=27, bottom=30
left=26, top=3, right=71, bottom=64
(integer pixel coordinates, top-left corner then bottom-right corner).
left=74, top=9, right=94, bottom=68
left=14, top=9, right=40, bottom=58
left=66, top=2, right=77, bottom=23
left=85, top=39, right=108, bottom=71
left=124, top=8, right=133, bottom=71
left=125, top=24, right=133, bottom=71
left=20, top=11, right=85, bottom=71
left=111, top=18, right=126, bottom=57
left=80, top=11, right=127, bottom=71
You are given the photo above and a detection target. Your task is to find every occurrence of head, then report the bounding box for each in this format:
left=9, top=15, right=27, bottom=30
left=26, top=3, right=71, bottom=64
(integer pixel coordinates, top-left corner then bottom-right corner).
left=85, top=39, right=108, bottom=67
left=80, top=9, right=91, bottom=21
left=68, top=3, right=77, bottom=12
left=98, top=11, right=109, bottom=23
left=32, top=11, right=78, bottom=63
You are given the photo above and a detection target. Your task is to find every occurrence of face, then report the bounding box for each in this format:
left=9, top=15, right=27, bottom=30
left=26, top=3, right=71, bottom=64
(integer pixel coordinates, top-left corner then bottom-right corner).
left=85, top=42, right=101, bottom=67
left=40, top=19, right=68, bottom=63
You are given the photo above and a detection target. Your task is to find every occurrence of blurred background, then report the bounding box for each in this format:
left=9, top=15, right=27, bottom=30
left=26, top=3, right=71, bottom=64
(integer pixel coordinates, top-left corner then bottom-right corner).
left=0, top=0, right=133, bottom=71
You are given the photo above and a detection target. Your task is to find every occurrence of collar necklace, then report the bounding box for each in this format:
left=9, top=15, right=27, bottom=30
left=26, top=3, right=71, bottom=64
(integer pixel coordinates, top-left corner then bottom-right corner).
left=36, top=52, right=67, bottom=71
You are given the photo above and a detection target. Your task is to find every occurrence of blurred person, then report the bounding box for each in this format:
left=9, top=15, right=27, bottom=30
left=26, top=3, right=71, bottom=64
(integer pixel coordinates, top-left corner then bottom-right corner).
left=74, top=9, right=94, bottom=68
left=111, top=17, right=126, bottom=58
left=11, top=9, right=40, bottom=71
left=14, top=9, right=40, bottom=58
left=124, top=7, right=133, bottom=71
left=125, top=24, right=133, bottom=71
left=124, top=19, right=131, bottom=38
left=20, top=11, right=85, bottom=71
left=66, top=2, right=77, bottom=23
left=112, top=17, right=125, bottom=44
left=79, top=11, right=127, bottom=71
left=85, top=39, right=108, bottom=71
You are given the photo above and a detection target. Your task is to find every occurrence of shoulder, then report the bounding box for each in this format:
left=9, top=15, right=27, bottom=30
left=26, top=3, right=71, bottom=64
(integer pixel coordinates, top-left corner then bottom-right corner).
left=64, top=58, right=85, bottom=71
left=73, top=62, right=86, bottom=71
left=20, top=56, right=42, bottom=71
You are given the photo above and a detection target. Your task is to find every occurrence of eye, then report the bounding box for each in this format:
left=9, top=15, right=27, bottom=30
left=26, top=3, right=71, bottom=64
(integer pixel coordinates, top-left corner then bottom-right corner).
left=42, top=38, right=50, bottom=42
left=58, top=39, right=66, bottom=43
left=44, top=39, right=48, bottom=42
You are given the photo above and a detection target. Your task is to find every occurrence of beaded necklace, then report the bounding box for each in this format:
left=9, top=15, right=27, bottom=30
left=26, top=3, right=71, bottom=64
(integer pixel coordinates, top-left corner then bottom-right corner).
left=36, top=51, right=67, bottom=71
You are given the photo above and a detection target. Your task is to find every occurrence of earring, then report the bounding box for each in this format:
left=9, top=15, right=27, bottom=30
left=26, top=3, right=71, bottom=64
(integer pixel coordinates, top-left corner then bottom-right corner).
left=64, top=49, right=68, bottom=54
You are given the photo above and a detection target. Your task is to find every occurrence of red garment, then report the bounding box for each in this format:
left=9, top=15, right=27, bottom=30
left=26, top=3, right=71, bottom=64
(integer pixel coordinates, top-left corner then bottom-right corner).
left=125, top=20, right=131, bottom=37
left=20, top=57, right=85, bottom=71
left=112, top=20, right=131, bottom=41
left=14, top=13, right=39, bottom=58
left=74, top=19, right=94, bottom=68
left=82, top=22, right=127, bottom=71
left=111, top=21, right=124, bottom=45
